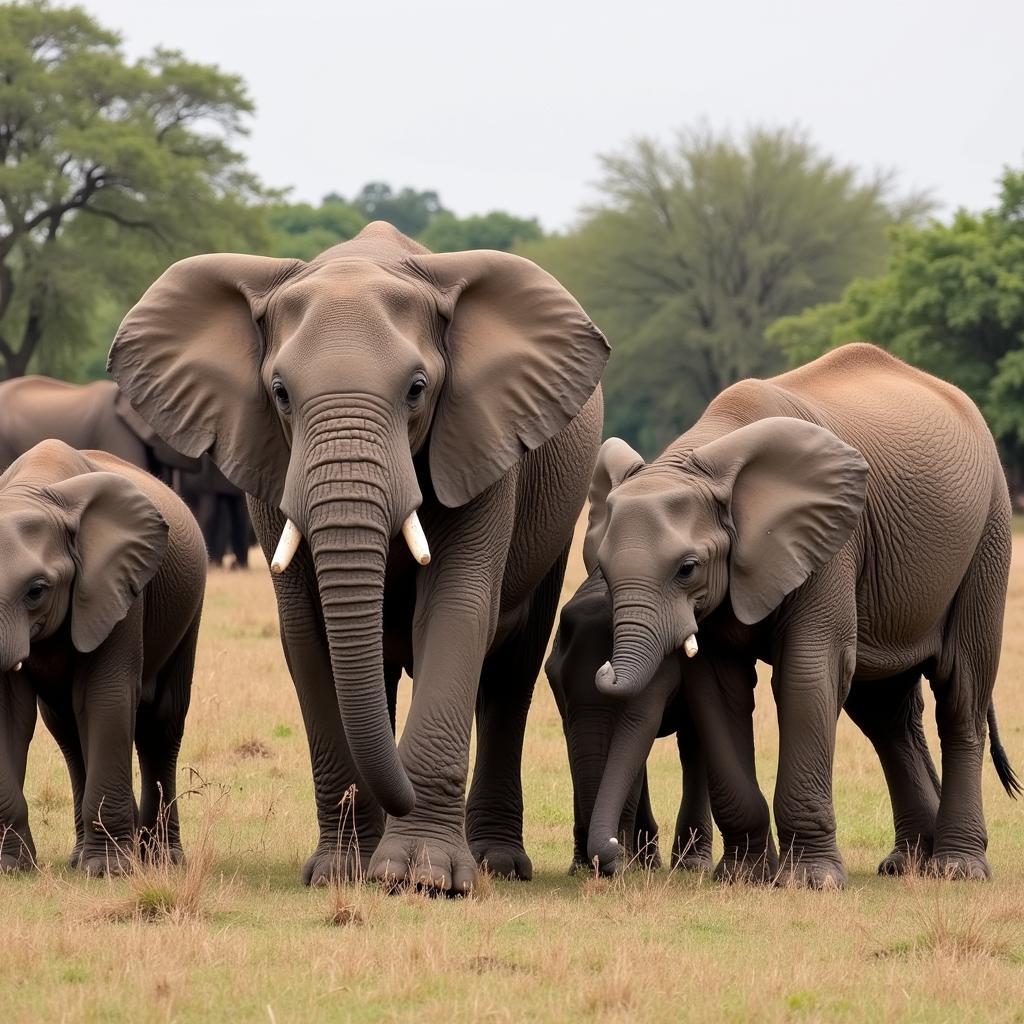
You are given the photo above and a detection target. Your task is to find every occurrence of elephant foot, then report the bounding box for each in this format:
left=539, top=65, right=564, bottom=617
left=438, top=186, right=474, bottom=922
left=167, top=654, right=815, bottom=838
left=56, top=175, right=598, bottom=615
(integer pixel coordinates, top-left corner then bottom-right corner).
left=469, top=839, right=533, bottom=880
left=878, top=838, right=932, bottom=877
left=80, top=846, right=132, bottom=878
left=927, top=851, right=991, bottom=881
left=715, top=838, right=779, bottom=885
left=778, top=858, right=847, bottom=890
left=368, top=825, right=478, bottom=896
left=0, top=851, right=34, bottom=873
left=68, top=841, right=84, bottom=870
left=672, top=850, right=713, bottom=873
left=301, top=842, right=372, bottom=887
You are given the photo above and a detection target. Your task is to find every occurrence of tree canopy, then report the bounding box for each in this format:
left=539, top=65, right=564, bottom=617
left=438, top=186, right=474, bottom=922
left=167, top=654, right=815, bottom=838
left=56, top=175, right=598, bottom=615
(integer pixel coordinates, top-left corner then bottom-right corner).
left=522, top=126, right=929, bottom=454
left=769, top=168, right=1024, bottom=484
left=0, top=0, right=269, bottom=380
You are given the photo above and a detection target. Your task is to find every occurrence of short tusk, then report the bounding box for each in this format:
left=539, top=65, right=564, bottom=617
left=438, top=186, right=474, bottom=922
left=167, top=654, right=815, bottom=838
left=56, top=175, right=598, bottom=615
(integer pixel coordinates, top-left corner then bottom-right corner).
left=271, top=519, right=302, bottom=574
left=13, top=662, right=22, bottom=672
left=608, top=837, right=618, bottom=846
left=402, top=511, right=431, bottom=566
left=683, top=634, right=699, bottom=658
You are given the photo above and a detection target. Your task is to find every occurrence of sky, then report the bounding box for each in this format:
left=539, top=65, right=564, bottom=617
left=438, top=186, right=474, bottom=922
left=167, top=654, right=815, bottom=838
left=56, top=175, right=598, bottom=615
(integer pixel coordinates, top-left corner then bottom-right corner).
left=82, top=0, right=1022, bottom=230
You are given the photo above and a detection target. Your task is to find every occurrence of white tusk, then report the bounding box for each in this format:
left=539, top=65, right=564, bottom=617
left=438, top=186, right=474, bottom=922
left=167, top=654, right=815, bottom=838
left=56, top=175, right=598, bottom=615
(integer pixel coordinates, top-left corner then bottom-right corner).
left=401, top=511, right=431, bottom=566
left=608, top=837, right=619, bottom=846
left=13, top=662, right=22, bottom=672
left=683, top=635, right=699, bottom=659
left=271, top=519, right=302, bottom=574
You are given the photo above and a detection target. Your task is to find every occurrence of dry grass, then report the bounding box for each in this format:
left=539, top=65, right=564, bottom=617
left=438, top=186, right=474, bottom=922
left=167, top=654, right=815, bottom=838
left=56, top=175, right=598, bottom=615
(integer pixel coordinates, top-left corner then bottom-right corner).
left=3, top=522, right=1024, bottom=1021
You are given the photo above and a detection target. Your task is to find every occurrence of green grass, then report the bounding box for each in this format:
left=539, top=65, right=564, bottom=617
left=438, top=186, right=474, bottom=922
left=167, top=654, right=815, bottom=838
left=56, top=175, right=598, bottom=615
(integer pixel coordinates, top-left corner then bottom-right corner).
left=3, top=535, right=1024, bottom=1021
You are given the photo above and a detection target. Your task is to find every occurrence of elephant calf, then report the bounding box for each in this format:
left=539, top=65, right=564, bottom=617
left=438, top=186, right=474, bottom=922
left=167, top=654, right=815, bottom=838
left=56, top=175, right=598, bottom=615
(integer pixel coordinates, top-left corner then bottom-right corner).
left=0, top=440, right=205, bottom=875
left=546, top=570, right=714, bottom=875
left=584, top=343, right=1019, bottom=887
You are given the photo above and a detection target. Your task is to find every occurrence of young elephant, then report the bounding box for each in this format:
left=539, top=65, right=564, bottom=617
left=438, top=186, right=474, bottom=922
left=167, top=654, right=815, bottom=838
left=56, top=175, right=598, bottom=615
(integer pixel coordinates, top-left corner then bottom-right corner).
left=546, top=570, right=714, bottom=875
left=0, top=440, right=205, bottom=875
left=584, top=343, right=1018, bottom=887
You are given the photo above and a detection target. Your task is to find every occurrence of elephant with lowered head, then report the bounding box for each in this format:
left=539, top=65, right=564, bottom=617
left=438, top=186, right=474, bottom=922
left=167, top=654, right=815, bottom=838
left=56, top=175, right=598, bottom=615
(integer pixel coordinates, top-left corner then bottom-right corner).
left=584, top=343, right=1019, bottom=888
left=109, top=221, right=608, bottom=893
left=0, top=440, right=205, bottom=874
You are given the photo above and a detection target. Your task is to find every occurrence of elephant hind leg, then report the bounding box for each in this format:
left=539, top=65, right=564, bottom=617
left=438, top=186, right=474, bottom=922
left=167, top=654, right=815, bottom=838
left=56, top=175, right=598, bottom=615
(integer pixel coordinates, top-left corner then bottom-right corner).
left=136, top=610, right=200, bottom=862
left=929, top=502, right=1011, bottom=880
left=466, top=546, right=570, bottom=881
left=844, top=670, right=939, bottom=876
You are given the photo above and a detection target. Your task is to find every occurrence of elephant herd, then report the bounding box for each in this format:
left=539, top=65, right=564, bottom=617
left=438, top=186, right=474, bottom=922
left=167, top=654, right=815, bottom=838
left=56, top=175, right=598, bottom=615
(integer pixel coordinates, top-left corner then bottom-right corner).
left=0, top=221, right=1017, bottom=892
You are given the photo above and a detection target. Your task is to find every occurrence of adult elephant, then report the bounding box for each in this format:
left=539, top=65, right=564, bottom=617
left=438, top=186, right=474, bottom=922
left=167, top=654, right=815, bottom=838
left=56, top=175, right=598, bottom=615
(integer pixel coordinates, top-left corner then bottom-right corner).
left=109, top=221, right=609, bottom=892
left=583, top=343, right=1018, bottom=888
left=176, top=455, right=253, bottom=569
left=0, top=376, right=200, bottom=480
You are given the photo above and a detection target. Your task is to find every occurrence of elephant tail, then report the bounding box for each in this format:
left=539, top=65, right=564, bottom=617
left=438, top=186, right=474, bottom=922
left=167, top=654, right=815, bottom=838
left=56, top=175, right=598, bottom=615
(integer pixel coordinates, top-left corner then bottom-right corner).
left=988, top=703, right=1022, bottom=799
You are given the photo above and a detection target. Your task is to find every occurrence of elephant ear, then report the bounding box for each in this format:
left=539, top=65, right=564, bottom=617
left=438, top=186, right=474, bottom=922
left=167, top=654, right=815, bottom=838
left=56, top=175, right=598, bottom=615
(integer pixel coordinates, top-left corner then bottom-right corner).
left=689, top=417, right=868, bottom=625
left=43, top=472, right=169, bottom=653
left=407, top=250, right=610, bottom=508
left=583, top=437, right=646, bottom=574
left=108, top=253, right=305, bottom=504
left=112, top=386, right=201, bottom=473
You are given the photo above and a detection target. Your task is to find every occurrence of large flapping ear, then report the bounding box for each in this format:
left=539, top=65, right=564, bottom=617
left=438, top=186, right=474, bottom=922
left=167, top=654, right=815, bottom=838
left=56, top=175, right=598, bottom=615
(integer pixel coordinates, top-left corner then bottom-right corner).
left=107, top=253, right=305, bottom=504
left=583, top=437, right=646, bottom=574
left=43, top=472, right=169, bottom=653
left=112, top=386, right=201, bottom=472
left=406, top=250, right=610, bottom=508
left=688, top=417, right=868, bottom=625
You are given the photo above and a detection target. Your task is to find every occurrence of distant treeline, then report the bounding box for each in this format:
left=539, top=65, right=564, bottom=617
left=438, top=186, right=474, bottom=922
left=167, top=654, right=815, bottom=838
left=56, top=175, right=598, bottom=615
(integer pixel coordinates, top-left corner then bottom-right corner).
left=3, top=1, right=1022, bottom=483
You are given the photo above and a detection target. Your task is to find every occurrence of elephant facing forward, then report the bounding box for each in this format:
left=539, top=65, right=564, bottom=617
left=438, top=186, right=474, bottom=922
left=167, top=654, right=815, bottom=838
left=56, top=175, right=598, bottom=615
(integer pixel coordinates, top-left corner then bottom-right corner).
left=109, top=221, right=608, bottom=893
left=584, top=343, right=1018, bottom=887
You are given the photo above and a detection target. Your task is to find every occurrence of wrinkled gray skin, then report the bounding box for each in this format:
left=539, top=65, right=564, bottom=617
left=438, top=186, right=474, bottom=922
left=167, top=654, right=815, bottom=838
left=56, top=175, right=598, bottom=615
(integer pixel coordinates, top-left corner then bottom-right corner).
left=546, top=570, right=714, bottom=875
left=0, top=440, right=205, bottom=875
left=108, top=222, right=608, bottom=893
left=0, top=376, right=200, bottom=480
left=586, top=344, right=1018, bottom=888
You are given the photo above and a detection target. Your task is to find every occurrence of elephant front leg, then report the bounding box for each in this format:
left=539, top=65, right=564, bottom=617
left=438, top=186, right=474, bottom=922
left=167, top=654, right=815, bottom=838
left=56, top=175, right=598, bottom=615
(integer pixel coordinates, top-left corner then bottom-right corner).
left=772, top=629, right=855, bottom=890
left=369, top=593, right=493, bottom=895
left=672, top=715, right=713, bottom=872
left=684, top=655, right=777, bottom=884
left=37, top=693, right=87, bottom=868
left=74, top=616, right=144, bottom=877
left=250, top=497, right=384, bottom=885
left=0, top=671, right=38, bottom=871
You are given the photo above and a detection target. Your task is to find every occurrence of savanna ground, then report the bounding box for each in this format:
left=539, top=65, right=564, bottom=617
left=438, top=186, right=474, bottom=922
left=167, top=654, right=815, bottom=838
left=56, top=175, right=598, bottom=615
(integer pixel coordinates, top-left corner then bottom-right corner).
left=4, top=520, right=1024, bottom=1023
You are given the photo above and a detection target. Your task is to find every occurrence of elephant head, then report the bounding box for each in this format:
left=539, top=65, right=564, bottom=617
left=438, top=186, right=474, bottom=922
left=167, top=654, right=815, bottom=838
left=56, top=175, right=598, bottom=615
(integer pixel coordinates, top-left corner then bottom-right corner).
left=584, top=417, right=868, bottom=699
left=0, top=440, right=168, bottom=671
left=108, top=222, right=609, bottom=816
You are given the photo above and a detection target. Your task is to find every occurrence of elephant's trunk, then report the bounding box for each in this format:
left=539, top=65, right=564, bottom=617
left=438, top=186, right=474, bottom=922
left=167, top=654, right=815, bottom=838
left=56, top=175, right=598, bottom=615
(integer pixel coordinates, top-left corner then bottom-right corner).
left=304, top=427, right=417, bottom=818
left=597, top=586, right=696, bottom=699
left=587, top=660, right=679, bottom=873
left=0, top=604, right=29, bottom=674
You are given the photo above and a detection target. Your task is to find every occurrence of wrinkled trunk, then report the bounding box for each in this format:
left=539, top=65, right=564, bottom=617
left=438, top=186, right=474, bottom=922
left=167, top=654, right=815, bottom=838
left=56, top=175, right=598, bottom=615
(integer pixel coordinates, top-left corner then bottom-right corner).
left=587, top=660, right=681, bottom=873
left=597, top=585, right=696, bottom=699
left=304, top=428, right=416, bottom=817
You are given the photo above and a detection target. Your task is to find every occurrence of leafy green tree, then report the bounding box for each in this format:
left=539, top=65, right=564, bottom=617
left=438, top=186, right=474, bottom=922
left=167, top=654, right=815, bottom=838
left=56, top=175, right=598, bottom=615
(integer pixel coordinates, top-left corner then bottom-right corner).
left=0, top=0, right=269, bottom=380
left=348, top=182, right=447, bottom=238
left=769, top=168, right=1024, bottom=486
left=266, top=197, right=366, bottom=260
left=523, top=126, right=928, bottom=454
left=418, top=210, right=543, bottom=252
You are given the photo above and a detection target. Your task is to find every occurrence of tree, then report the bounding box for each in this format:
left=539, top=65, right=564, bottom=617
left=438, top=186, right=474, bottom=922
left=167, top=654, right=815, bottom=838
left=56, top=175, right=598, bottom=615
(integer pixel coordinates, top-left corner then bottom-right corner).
left=418, top=210, right=543, bottom=252
left=0, top=0, right=269, bottom=380
left=522, top=126, right=929, bottom=454
left=266, top=197, right=366, bottom=260
left=769, top=168, right=1024, bottom=487
left=348, top=182, right=447, bottom=237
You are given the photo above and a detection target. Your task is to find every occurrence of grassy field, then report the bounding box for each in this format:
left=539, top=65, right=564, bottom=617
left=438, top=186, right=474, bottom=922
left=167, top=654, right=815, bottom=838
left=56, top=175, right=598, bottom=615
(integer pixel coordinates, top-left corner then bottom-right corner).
left=3, top=525, right=1024, bottom=1023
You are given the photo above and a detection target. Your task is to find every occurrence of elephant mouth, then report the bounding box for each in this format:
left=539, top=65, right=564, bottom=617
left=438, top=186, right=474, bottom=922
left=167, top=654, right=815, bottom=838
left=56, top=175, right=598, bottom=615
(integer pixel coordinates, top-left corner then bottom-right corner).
left=595, top=630, right=697, bottom=694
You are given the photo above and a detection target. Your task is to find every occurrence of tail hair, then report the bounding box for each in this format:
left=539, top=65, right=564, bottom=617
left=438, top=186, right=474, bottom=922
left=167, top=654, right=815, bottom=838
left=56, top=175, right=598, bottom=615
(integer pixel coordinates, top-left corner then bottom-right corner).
left=988, top=704, right=1023, bottom=799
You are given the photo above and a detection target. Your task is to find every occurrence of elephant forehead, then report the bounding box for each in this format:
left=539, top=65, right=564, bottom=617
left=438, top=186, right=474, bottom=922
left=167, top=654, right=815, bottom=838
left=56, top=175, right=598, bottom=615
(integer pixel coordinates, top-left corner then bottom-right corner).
left=271, top=261, right=437, bottom=341
left=0, top=502, right=51, bottom=561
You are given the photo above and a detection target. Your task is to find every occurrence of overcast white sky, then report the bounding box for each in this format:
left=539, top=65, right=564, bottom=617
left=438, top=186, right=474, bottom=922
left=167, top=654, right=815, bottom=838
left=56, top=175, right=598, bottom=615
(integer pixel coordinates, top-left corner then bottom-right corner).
left=83, top=0, right=1021, bottom=230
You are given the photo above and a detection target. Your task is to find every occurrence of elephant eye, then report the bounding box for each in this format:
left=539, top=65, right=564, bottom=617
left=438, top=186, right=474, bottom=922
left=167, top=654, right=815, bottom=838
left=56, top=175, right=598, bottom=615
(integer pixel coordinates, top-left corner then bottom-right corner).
left=678, top=558, right=700, bottom=583
left=407, top=376, right=428, bottom=404
left=24, top=579, right=48, bottom=605
left=271, top=376, right=291, bottom=413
